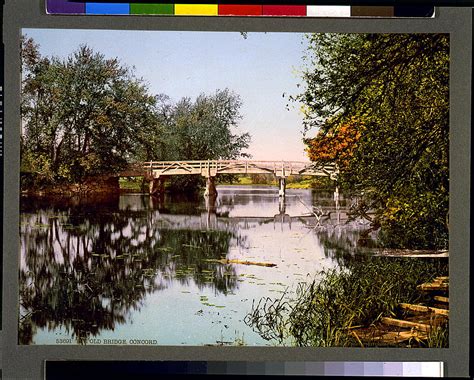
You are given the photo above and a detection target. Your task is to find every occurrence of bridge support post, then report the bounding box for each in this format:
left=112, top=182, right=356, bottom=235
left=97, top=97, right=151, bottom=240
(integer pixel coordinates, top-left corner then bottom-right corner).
left=278, top=177, right=286, bottom=197
left=204, top=176, right=218, bottom=198
left=149, top=177, right=165, bottom=196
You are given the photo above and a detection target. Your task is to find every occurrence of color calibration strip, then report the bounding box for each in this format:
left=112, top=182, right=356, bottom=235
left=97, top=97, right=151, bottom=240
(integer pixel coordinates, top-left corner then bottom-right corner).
left=45, top=361, right=444, bottom=378
left=46, top=1, right=435, bottom=17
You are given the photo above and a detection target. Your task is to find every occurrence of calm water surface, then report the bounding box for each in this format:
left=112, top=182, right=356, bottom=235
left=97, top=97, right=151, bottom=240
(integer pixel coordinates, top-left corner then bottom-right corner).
left=20, top=186, right=370, bottom=346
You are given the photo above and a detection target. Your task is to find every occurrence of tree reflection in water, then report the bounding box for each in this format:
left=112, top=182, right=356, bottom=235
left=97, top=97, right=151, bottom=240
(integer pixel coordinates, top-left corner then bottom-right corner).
left=19, top=195, right=242, bottom=344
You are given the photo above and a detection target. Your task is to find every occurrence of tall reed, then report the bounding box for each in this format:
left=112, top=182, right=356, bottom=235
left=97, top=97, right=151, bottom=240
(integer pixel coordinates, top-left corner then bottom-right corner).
left=245, top=256, right=448, bottom=347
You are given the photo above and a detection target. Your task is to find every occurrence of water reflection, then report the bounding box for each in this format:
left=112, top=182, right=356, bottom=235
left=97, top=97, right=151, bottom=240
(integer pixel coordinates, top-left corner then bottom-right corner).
left=20, top=195, right=242, bottom=344
left=20, top=187, right=372, bottom=345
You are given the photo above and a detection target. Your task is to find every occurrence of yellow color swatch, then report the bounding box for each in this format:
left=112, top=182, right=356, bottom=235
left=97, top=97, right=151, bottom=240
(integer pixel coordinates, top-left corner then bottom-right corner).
left=174, top=4, right=218, bottom=16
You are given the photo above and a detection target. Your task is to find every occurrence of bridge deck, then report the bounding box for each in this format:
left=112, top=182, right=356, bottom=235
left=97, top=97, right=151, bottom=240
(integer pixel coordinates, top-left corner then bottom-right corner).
left=138, top=160, right=338, bottom=179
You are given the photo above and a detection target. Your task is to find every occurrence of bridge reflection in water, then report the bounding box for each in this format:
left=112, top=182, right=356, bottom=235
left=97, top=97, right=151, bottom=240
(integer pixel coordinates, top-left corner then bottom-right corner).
left=148, top=189, right=345, bottom=232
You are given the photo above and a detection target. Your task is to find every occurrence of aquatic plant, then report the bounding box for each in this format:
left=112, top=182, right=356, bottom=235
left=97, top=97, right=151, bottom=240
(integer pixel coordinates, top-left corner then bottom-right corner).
left=245, top=256, right=448, bottom=347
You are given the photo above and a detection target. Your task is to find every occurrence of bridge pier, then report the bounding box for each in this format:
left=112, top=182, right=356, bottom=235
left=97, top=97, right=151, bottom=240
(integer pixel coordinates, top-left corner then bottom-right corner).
left=278, top=177, right=286, bottom=197
left=149, top=177, right=166, bottom=196
left=204, top=176, right=218, bottom=198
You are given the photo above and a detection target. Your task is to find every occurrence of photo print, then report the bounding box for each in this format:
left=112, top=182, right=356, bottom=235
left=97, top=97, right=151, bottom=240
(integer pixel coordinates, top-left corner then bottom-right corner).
left=19, top=29, right=449, bottom=347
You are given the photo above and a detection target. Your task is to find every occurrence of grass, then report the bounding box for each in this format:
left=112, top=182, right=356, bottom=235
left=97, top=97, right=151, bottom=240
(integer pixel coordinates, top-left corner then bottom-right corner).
left=219, top=175, right=333, bottom=189
left=219, top=176, right=276, bottom=186
left=119, top=177, right=144, bottom=191
left=425, top=324, right=449, bottom=348
left=286, top=179, right=316, bottom=189
left=245, top=256, right=448, bottom=347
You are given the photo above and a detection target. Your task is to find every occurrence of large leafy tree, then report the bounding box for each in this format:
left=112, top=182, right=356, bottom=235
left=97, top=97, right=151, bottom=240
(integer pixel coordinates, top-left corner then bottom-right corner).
left=21, top=36, right=159, bottom=186
left=170, top=89, right=250, bottom=161
left=293, top=34, right=449, bottom=249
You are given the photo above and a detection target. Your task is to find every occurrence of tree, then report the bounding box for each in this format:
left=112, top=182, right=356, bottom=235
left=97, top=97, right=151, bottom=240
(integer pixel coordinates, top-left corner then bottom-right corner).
left=305, top=117, right=363, bottom=170
left=150, top=89, right=251, bottom=192
left=168, top=89, right=250, bottom=161
left=292, top=34, right=449, bottom=249
left=21, top=36, right=158, bottom=186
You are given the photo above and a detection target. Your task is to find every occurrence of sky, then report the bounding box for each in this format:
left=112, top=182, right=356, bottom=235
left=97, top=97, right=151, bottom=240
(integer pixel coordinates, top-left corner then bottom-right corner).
left=23, top=28, right=311, bottom=161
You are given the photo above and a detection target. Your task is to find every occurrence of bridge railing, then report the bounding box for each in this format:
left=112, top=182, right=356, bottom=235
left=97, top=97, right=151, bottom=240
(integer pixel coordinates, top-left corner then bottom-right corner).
left=136, top=160, right=338, bottom=178
left=142, top=160, right=336, bottom=170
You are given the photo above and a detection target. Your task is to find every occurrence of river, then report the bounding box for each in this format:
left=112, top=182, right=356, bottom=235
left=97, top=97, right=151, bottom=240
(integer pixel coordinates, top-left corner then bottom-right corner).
left=19, top=186, right=372, bottom=346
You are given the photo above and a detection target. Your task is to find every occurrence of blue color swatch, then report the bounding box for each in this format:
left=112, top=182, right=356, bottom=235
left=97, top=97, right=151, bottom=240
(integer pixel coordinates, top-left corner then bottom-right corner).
left=85, top=3, right=130, bottom=15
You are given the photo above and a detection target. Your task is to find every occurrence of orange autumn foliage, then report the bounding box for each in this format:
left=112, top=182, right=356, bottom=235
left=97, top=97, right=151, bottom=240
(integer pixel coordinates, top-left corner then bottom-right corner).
left=306, top=119, right=363, bottom=169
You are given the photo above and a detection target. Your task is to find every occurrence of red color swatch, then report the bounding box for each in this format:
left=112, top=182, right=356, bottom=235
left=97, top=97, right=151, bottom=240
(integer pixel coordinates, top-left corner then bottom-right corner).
left=218, top=5, right=263, bottom=16
left=262, top=5, right=307, bottom=16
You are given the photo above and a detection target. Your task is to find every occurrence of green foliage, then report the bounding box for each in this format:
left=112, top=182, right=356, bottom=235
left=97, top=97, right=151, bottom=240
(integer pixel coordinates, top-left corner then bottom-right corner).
left=246, top=256, right=448, bottom=347
left=248, top=173, right=275, bottom=185
left=21, top=36, right=250, bottom=193
left=21, top=36, right=157, bottom=186
left=119, top=177, right=145, bottom=192
left=153, top=89, right=251, bottom=192
left=293, top=34, right=449, bottom=249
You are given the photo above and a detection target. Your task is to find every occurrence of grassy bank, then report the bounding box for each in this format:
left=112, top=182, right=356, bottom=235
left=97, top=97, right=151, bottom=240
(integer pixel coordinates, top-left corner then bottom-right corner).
left=219, top=176, right=276, bottom=186
left=219, top=175, right=333, bottom=189
left=119, top=177, right=146, bottom=192
left=245, top=256, right=448, bottom=347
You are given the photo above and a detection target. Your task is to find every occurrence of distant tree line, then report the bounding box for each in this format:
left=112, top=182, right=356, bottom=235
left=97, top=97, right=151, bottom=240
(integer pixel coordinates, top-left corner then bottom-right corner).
left=292, top=34, right=449, bottom=249
left=20, top=36, right=250, bottom=193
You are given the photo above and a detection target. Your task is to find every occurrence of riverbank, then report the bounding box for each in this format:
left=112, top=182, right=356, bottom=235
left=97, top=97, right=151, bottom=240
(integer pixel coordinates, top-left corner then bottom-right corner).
left=21, top=176, right=121, bottom=196
left=246, top=255, right=449, bottom=347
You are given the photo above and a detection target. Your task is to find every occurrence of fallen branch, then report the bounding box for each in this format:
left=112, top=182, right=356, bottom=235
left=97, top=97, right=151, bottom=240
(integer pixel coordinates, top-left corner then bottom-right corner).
left=433, top=296, right=449, bottom=303
left=417, top=282, right=448, bottom=291
left=399, top=303, right=449, bottom=317
left=207, top=258, right=277, bottom=267
left=380, top=317, right=432, bottom=333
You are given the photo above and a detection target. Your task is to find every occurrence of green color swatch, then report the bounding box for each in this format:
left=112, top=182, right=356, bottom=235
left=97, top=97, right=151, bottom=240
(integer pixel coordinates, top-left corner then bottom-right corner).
left=130, top=4, right=174, bottom=15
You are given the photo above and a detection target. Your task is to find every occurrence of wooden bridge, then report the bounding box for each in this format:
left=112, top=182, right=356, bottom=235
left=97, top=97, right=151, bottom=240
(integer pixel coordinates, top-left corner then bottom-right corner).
left=124, top=160, right=338, bottom=197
